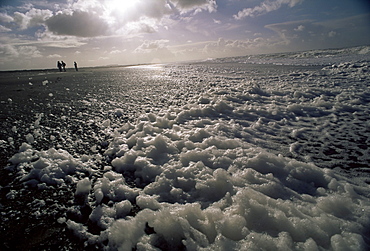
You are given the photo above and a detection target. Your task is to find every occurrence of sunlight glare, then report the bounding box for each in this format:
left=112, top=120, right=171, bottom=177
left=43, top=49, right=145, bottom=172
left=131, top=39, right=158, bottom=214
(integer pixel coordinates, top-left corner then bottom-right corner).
left=106, top=0, right=140, bottom=15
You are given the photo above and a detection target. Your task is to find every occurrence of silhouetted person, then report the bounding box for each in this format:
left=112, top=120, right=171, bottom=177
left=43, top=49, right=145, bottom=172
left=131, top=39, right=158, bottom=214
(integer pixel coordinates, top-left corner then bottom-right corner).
left=74, top=61, right=78, bottom=71
left=57, top=61, right=62, bottom=72
left=61, top=61, right=66, bottom=72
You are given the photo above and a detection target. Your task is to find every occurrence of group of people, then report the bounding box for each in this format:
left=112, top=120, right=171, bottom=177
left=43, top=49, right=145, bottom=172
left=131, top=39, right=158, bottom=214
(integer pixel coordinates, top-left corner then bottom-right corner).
left=57, top=61, right=78, bottom=72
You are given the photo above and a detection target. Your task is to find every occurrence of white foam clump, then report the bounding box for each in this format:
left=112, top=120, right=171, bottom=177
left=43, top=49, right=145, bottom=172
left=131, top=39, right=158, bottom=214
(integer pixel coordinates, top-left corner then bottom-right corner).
left=9, top=62, right=370, bottom=250
left=92, top=96, right=369, bottom=249
left=9, top=145, right=92, bottom=188
left=75, top=177, right=92, bottom=195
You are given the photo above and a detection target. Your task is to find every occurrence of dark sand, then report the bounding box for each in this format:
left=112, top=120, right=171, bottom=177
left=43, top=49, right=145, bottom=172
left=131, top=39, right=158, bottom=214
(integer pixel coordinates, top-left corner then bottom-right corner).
left=0, top=69, right=91, bottom=250
left=1, top=69, right=88, bottom=104
left=0, top=65, right=196, bottom=250
left=0, top=67, right=134, bottom=250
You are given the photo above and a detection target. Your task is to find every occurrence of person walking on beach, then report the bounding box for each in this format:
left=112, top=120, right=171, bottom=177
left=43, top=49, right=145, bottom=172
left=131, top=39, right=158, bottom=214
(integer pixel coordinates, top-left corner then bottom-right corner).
left=74, top=61, right=78, bottom=71
left=57, top=61, right=62, bottom=72
left=61, top=61, right=66, bottom=72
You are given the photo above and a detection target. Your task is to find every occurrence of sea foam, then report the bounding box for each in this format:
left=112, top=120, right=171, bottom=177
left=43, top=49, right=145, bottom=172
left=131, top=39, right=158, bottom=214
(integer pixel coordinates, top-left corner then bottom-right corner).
left=8, top=62, right=370, bottom=250
left=4, top=48, right=370, bottom=249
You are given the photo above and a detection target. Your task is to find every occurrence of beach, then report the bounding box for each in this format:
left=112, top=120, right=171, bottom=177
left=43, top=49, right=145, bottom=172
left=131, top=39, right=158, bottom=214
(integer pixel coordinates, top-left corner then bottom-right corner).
left=1, top=49, right=370, bottom=250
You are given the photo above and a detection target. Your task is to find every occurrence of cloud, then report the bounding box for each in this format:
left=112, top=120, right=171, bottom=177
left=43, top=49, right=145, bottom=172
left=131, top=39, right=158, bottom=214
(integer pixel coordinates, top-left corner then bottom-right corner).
left=47, top=54, right=62, bottom=58
left=0, top=44, right=42, bottom=58
left=133, top=39, right=176, bottom=62
left=134, top=39, right=170, bottom=53
left=265, top=20, right=318, bottom=46
left=45, top=11, right=109, bottom=37
left=0, top=12, right=14, bottom=23
left=0, top=25, right=11, bottom=32
left=37, top=37, right=87, bottom=48
left=173, top=0, right=217, bottom=13
left=43, top=41, right=87, bottom=48
left=196, top=37, right=280, bottom=59
left=185, top=19, right=213, bottom=36
left=124, top=20, right=158, bottom=35
left=213, top=19, right=221, bottom=24
left=328, top=31, right=336, bottom=37
left=134, top=0, right=173, bottom=20
left=62, top=0, right=216, bottom=36
left=0, top=44, right=19, bottom=57
left=13, top=8, right=53, bottom=30
left=1, top=0, right=219, bottom=40
left=234, top=0, right=303, bottom=19
left=265, top=15, right=370, bottom=50
left=294, top=25, right=305, bottom=31
left=18, top=45, right=42, bottom=57
left=170, top=35, right=289, bottom=63
left=106, top=0, right=217, bottom=35
left=110, top=49, right=126, bottom=54
left=69, top=0, right=217, bottom=36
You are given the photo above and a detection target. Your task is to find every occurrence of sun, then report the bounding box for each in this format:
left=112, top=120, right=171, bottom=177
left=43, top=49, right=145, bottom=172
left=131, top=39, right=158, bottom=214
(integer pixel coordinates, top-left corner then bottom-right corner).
left=102, top=0, right=142, bottom=25
left=106, top=0, right=140, bottom=15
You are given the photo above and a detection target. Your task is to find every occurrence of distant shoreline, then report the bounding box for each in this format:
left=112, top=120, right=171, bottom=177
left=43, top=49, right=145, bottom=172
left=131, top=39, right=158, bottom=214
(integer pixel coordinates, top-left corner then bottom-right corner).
left=1, top=44, right=369, bottom=73
left=0, top=63, right=165, bottom=74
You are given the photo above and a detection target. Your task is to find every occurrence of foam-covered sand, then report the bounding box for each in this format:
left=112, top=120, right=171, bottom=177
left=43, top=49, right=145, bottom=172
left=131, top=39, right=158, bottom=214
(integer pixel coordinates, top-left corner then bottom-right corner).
left=1, top=46, right=370, bottom=250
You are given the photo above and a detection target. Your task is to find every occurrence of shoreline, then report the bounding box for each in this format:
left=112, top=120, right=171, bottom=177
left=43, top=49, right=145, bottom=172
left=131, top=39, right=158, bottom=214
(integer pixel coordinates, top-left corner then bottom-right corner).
left=0, top=63, right=166, bottom=74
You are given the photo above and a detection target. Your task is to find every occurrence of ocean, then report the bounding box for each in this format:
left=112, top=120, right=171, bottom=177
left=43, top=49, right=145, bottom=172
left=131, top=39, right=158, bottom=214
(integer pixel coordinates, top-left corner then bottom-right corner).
left=1, top=46, right=370, bottom=250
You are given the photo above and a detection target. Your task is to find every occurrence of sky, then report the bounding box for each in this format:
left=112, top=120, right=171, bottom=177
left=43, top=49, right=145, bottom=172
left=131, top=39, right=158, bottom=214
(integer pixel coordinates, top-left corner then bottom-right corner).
left=0, top=0, right=369, bottom=71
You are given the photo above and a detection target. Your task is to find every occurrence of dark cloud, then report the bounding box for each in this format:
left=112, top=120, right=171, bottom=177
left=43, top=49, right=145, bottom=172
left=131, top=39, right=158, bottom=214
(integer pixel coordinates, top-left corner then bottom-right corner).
left=46, top=11, right=109, bottom=37
left=1, top=0, right=219, bottom=39
left=174, top=0, right=217, bottom=12
left=135, top=0, right=173, bottom=20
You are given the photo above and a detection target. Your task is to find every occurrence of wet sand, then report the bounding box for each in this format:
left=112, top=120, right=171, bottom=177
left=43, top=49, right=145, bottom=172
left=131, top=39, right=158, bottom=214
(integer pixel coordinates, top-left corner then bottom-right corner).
left=1, top=69, right=89, bottom=104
